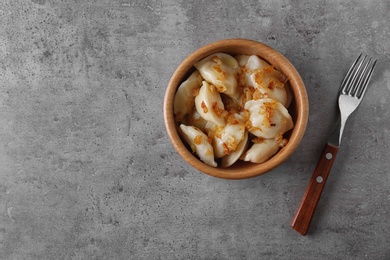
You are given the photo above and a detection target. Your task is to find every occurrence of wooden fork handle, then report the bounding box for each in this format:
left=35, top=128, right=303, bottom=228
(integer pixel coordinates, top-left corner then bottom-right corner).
left=291, top=143, right=339, bottom=235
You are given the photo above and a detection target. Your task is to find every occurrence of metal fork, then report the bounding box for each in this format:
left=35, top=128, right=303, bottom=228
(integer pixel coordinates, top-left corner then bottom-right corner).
left=291, top=54, right=377, bottom=236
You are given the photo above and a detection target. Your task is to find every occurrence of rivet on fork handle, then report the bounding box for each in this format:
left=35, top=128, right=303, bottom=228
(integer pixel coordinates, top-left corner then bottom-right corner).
left=291, top=143, right=339, bottom=236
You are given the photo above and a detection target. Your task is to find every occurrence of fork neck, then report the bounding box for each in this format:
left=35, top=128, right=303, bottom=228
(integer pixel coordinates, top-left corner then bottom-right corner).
left=327, top=116, right=344, bottom=147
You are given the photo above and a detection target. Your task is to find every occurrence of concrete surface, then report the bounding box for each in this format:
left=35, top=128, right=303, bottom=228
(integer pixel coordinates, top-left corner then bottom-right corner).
left=1, top=0, right=390, bottom=259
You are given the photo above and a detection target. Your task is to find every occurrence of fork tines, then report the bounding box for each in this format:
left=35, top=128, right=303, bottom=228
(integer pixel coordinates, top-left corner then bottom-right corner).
left=340, top=53, right=377, bottom=98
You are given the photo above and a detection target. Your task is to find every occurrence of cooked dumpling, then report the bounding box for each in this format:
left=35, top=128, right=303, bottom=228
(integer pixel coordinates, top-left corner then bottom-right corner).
left=221, top=131, right=249, bottom=167
left=244, top=98, right=293, bottom=139
left=194, top=53, right=240, bottom=99
left=235, top=55, right=250, bottom=67
left=205, top=113, right=246, bottom=158
left=195, top=81, right=227, bottom=126
left=245, top=55, right=287, bottom=87
left=243, top=55, right=289, bottom=107
left=242, top=138, right=280, bottom=163
left=179, top=124, right=217, bottom=167
left=235, top=55, right=252, bottom=89
left=245, top=54, right=270, bottom=71
left=174, top=70, right=203, bottom=121
left=204, top=123, right=226, bottom=158
left=182, top=109, right=208, bottom=132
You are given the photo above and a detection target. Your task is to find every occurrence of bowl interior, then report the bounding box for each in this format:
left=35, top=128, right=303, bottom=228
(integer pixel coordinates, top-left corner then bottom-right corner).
left=164, top=39, right=308, bottom=179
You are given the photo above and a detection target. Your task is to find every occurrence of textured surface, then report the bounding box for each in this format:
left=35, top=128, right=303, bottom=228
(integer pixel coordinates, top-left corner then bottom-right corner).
left=1, top=0, right=389, bottom=259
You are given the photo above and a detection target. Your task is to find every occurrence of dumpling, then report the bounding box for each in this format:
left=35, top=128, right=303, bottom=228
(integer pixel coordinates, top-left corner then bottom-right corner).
left=194, top=53, right=241, bottom=99
left=235, top=55, right=250, bottom=67
left=174, top=70, right=203, bottom=121
left=195, top=81, right=227, bottom=126
left=242, top=138, right=280, bottom=163
left=179, top=124, right=217, bottom=167
left=243, top=55, right=289, bottom=107
left=245, top=54, right=270, bottom=71
left=235, top=55, right=252, bottom=89
left=205, top=113, right=246, bottom=158
left=244, top=98, right=293, bottom=139
left=221, top=131, right=249, bottom=167
left=182, top=109, right=208, bottom=132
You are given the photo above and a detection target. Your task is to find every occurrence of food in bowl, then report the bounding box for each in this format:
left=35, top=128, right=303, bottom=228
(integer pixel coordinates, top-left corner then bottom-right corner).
left=174, top=52, right=294, bottom=168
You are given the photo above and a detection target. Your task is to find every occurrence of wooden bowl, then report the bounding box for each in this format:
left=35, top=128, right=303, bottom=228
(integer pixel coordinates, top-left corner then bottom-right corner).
left=163, top=39, right=308, bottom=179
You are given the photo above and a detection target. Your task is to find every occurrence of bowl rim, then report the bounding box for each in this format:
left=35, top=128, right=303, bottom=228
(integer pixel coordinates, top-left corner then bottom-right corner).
left=163, top=38, right=308, bottom=179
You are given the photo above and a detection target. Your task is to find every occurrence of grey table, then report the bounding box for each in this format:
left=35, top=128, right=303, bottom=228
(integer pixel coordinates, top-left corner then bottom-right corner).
left=1, top=0, right=389, bottom=259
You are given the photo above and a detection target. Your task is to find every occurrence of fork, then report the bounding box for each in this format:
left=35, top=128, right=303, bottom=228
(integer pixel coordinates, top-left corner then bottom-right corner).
left=291, top=54, right=377, bottom=236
